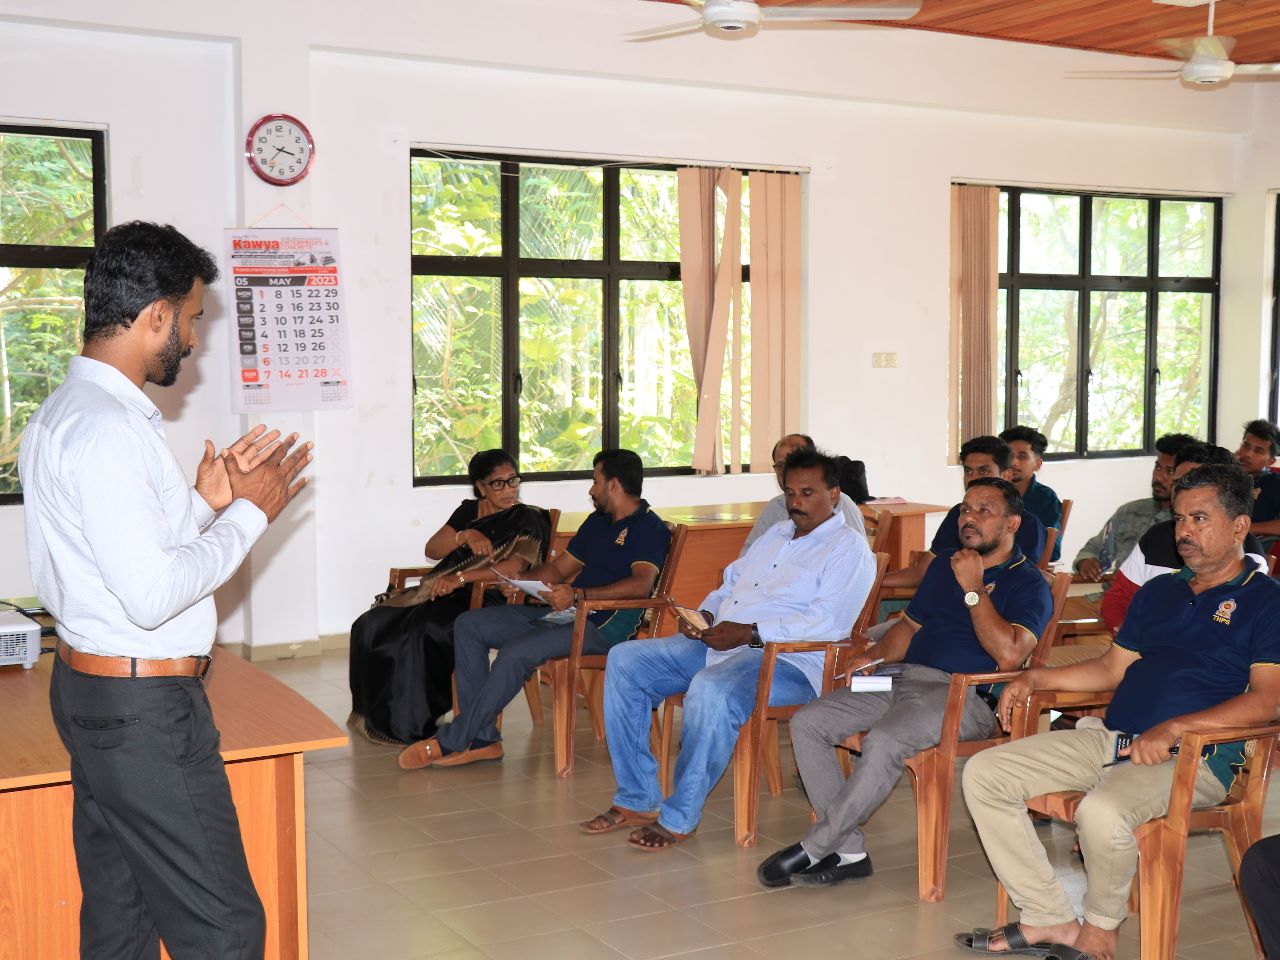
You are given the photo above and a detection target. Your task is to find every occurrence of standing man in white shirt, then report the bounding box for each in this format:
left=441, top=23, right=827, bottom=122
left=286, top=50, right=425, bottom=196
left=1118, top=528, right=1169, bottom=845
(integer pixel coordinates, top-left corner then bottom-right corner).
left=739, top=433, right=866, bottom=555
left=578, top=448, right=876, bottom=851
left=19, top=221, right=313, bottom=960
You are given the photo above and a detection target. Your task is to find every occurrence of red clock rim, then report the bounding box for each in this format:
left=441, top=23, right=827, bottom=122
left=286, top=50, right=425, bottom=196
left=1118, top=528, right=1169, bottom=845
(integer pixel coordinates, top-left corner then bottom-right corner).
left=244, top=112, right=315, bottom=187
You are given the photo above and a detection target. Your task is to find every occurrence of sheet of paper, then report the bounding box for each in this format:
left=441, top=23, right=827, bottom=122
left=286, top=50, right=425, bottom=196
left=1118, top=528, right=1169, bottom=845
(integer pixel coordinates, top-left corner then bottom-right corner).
left=495, top=571, right=551, bottom=599
left=847, top=675, right=893, bottom=692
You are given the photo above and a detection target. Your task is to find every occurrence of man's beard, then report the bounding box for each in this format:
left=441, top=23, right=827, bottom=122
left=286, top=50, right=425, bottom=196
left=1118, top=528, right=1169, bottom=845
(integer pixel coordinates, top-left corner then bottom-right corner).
left=961, top=525, right=1001, bottom=556
left=153, top=314, right=190, bottom=387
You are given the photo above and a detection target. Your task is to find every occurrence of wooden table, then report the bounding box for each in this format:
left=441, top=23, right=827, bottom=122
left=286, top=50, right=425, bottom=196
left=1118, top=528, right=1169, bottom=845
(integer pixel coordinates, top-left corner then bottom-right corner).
left=0, top=647, right=346, bottom=960
left=552, top=499, right=950, bottom=608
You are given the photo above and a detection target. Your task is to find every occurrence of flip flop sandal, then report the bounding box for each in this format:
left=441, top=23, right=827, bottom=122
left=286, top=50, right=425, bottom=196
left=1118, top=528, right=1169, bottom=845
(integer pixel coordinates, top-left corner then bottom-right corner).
left=579, top=806, right=659, bottom=835
left=953, top=923, right=1056, bottom=957
left=627, top=823, right=694, bottom=852
left=1044, top=945, right=1094, bottom=960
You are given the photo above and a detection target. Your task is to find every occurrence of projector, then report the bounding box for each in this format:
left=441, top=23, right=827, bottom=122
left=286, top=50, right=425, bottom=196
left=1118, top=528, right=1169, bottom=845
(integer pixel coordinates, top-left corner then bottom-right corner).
left=0, top=609, right=41, bottom=669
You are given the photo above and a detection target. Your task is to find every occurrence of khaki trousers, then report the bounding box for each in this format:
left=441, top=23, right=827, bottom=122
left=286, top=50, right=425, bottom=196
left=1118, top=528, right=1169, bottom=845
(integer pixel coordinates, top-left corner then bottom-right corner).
left=962, top=725, right=1226, bottom=929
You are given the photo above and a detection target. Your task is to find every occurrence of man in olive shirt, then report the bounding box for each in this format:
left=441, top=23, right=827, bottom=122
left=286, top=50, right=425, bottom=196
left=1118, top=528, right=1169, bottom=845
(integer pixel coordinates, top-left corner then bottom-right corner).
left=1073, top=432, right=1196, bottom=585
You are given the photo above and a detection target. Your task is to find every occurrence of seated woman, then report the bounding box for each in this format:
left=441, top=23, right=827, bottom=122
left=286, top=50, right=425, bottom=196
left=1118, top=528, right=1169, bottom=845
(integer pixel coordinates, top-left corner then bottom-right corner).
left=348, top=449, right=552, bottom=745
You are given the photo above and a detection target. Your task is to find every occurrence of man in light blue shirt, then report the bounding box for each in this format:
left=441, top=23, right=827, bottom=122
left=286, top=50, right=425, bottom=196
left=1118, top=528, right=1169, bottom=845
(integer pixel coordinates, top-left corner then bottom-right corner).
left=579, top=448, right=876, bottom=851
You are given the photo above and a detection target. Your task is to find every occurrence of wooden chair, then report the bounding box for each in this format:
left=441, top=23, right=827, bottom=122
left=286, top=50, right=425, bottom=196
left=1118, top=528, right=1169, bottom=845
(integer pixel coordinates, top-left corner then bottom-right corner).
left=996, top=690, right=1280, bottom=960
left=859, top=506, right=895, bottom=557
left=1058, top=498, right=1074, bottom=548
left=533, top=522, right=689, bottom=779
left=387, top=507, right=561, bottom=724
left=1036, top=527, right=1059, bottom=571
left=837, top=570, right=1072, bottom=901
left=657, top=551, right=892, bottom=847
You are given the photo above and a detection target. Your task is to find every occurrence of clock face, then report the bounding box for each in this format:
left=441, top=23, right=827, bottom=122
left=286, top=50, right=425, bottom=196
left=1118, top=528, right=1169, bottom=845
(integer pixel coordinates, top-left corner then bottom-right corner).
left=245, top=114, right=314, bottom=186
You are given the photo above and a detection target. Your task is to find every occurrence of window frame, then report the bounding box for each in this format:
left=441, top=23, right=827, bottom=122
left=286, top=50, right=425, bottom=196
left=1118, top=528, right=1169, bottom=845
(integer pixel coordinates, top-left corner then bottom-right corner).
left=410, top=149, right=750, bottom=485
left=1269, top=194, right=1280, bottom=423
left=998, top=186, right=1221, bottom=460
left=0, top=123, right=107, bottom=506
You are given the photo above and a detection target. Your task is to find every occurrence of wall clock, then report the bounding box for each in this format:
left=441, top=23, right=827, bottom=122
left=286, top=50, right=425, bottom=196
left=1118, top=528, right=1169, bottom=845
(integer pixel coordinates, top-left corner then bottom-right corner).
left=245, top=113, right=314, bottom=186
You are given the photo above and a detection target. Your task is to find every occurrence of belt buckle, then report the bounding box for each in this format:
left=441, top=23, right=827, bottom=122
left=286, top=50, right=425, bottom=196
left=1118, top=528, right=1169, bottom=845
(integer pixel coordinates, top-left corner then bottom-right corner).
left=194, top=656, right=212, bottom=680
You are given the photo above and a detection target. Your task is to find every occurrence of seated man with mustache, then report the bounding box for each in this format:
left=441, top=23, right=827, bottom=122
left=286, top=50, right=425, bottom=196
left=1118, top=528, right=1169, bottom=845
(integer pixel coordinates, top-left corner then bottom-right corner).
left=758, top=477, right=1053, bottom=888
left=579, top=447, right=877, bottom=851
left=957, top=463, right=1280, bottom=960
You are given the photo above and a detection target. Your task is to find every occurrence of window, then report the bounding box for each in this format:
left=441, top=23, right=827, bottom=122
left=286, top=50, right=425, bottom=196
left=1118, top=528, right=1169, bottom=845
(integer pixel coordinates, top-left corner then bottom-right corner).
left=410, top=151, right=750, bottom=482
left=0, top=125, right=106, bottom=501
left=995, top=188, right=1220, bottom=456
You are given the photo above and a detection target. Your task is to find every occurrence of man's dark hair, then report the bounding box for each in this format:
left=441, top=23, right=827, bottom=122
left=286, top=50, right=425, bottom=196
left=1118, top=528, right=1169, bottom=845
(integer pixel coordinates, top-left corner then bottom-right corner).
left=965, top=476, right=1024, bottom=516
left=959, top=435, right=1012, bottom=472
left=1154, top=432, right=1198, bottom=458
left=1174, top=442, right=1236, bottom=470
left=783, top=447, right=840, bottom=490
left=1243, top=419, right=1280, bottom=457
left=1172, top=462, right=1254, bottom=521
left=771, top=433, right=815, bottom=460
left=999, top=426, right=1048, bottom=458
left=593, top=449, right=644, bottom=497
left=467, top=449, right=517, bottom=491
left=83, top=221, right=220, bottom=342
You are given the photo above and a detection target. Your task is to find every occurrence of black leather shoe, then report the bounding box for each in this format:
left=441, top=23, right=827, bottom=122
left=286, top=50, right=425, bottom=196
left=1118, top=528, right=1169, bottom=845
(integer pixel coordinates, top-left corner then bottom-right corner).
left=756, top=842, right=815, bottom=888
left=790, top=852, right=874, bottom=887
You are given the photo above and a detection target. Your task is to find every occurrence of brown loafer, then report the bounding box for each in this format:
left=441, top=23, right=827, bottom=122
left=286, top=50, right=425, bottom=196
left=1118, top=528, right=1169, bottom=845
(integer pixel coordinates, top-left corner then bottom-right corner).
left=398, top=737, right=445, bottom=770
left=434, top=741, right=504, bottom=767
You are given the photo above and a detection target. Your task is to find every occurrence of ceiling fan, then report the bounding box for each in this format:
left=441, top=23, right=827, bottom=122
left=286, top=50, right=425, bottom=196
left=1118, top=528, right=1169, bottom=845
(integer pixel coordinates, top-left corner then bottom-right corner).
left=1068, top=0, right=1280, bottom=86
left=627, top=0, right=923, bottom=43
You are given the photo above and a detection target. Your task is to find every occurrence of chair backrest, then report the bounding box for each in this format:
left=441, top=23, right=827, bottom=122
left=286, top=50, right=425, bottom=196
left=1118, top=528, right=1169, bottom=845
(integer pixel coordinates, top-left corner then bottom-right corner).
left=1058, top=499, right=1073, bottom=546
left=1027, top=570, right=1073, bottom=668
left=850, top=551, right=891, bottom=638
left=860, top=506, right=895, bottom=556
left=544, top=508, right=562, bottom=561
left=1037, top=526, right=1059, bottom=571
left=642, top=522, right=689, bottom=637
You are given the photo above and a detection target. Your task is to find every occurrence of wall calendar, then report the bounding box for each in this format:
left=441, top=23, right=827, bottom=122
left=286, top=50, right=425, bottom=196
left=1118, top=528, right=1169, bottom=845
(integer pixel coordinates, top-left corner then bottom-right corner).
left=224, top=228, right=353, bottom=413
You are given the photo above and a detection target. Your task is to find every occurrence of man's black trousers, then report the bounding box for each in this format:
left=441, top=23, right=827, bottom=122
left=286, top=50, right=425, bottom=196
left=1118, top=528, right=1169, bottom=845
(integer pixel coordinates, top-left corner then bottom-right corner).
left=50, top=656, right=265, bottom=960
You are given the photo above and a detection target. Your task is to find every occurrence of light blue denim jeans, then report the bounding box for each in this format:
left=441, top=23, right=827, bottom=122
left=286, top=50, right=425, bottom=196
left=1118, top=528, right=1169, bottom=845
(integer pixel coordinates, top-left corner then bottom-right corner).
left=604, top=634, right=815, bottom=836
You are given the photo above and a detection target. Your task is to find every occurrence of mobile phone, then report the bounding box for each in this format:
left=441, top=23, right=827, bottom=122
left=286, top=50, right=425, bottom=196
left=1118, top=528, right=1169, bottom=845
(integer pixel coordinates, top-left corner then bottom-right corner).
left=673, top=605, right=710, bottom=632
left=1112, top=733, right=1133, bottom=764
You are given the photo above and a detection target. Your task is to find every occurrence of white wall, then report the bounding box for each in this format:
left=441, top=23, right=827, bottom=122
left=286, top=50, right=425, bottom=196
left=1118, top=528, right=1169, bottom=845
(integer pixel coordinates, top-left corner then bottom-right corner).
left=0, top=1, right=1272, bottom=646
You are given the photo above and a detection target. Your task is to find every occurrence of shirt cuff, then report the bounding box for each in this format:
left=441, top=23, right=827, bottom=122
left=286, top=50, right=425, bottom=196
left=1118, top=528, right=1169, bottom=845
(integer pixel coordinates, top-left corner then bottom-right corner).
left=189, top=488, right=216, bottom=530
left=220, top=499, right=269, bottom=541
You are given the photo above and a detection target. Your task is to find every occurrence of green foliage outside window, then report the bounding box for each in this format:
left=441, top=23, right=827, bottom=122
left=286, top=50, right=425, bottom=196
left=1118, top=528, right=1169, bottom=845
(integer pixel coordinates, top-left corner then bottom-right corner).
left=0, top=131, right=98, bottom=495
left=998, top=190, right=1218, bottom=455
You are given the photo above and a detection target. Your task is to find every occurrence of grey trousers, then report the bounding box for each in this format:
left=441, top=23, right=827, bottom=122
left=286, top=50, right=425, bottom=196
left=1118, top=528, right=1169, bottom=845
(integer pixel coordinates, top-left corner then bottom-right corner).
left=793, top=663, right=998, bottom=858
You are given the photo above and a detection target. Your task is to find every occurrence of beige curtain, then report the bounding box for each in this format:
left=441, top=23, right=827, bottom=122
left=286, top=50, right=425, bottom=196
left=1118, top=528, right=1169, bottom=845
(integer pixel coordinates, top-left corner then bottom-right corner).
left=748, top=172, right=803, bottom=472
left=951, top=184, right=1000, bottom=443
left=678, top=167, right=743, bottom=473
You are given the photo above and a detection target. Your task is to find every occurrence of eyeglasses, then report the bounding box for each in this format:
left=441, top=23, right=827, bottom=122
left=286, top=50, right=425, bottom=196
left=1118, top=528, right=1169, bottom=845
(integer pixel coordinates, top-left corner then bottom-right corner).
left=485, top=475, right=522, bottom=491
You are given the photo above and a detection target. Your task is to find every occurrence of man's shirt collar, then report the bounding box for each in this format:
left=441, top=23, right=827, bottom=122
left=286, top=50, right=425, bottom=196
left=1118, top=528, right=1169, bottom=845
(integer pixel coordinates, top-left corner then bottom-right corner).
left=67, top=355, right=161, bottom=422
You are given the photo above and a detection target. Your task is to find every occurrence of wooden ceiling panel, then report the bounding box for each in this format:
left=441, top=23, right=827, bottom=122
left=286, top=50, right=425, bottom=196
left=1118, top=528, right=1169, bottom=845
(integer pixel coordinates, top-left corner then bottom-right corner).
left=643, top=0, right=1280, bottom=63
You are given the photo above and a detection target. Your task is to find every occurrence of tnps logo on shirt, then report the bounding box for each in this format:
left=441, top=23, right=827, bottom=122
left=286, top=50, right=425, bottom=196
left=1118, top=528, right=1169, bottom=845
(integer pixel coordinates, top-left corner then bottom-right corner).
left=1212, top=598, right=1237, bottom=626
left=615, top=527, right=629, bottom=546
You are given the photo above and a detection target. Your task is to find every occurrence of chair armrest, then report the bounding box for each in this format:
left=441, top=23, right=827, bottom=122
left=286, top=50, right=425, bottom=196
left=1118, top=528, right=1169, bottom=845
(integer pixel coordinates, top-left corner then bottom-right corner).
left=1179, top=722, right=1280, bottom=753
left=388, top=565, right=434, bottom=590
left=578, top=598, right=673, bottom=612
left=763, top=640, right=842, bottom=655
left=954, top=670, right=1024, bottom=687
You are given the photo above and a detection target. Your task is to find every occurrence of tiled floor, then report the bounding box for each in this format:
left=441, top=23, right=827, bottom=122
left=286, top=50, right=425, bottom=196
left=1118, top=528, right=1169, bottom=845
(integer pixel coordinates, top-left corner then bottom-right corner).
left=257, top=649, right=1269, bottom=960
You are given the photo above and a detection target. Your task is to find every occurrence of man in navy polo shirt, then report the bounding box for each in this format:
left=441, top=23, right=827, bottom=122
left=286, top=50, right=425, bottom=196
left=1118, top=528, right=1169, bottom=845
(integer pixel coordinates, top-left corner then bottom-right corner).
left=880, top=436, right=1046, bottom=592
left=758, top=477, right=1053, bottom=888
left=959, top=463, right=1280, bottom=960
left=1237, top=418, right=1280, bottom=545
left=398, top=449, right=670, bottom=770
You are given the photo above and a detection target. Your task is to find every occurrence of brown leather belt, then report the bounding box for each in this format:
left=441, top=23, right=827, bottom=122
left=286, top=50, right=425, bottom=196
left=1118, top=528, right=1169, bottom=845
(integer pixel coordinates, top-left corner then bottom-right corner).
left=57, top=641, right=212, bottom=679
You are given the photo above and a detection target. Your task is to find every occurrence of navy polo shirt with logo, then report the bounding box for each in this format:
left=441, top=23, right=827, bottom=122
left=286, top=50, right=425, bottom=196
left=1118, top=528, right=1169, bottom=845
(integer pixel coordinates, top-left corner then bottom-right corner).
left=902, top=547, right=1054, bottom=675
left=1107, top=565, right=1280, bottom=788
left=931, top=504, right=1047, bottom=567
left=564, top=500, right=671, bottom=645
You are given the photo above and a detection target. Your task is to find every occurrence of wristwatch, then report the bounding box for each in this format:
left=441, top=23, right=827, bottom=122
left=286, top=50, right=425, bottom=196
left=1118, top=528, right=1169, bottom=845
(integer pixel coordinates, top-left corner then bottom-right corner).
left=963, top=590, right=982, bottom=609
left=749, top=624, right=765, bottom=648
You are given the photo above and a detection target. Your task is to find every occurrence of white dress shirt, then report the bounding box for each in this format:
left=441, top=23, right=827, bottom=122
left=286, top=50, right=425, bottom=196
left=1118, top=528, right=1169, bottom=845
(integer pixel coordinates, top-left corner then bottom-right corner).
left=703, top=511, right=876, bottom=693
left=19, top=357, right=267, bottom=658
left=740, top=491, right=867, bottom=556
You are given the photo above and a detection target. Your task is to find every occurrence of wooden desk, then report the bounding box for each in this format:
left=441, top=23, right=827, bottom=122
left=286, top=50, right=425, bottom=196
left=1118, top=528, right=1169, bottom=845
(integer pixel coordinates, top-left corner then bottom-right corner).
left=552, top=499, right=949, bottom=608
left=0, top=647, right=346, bottom=960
